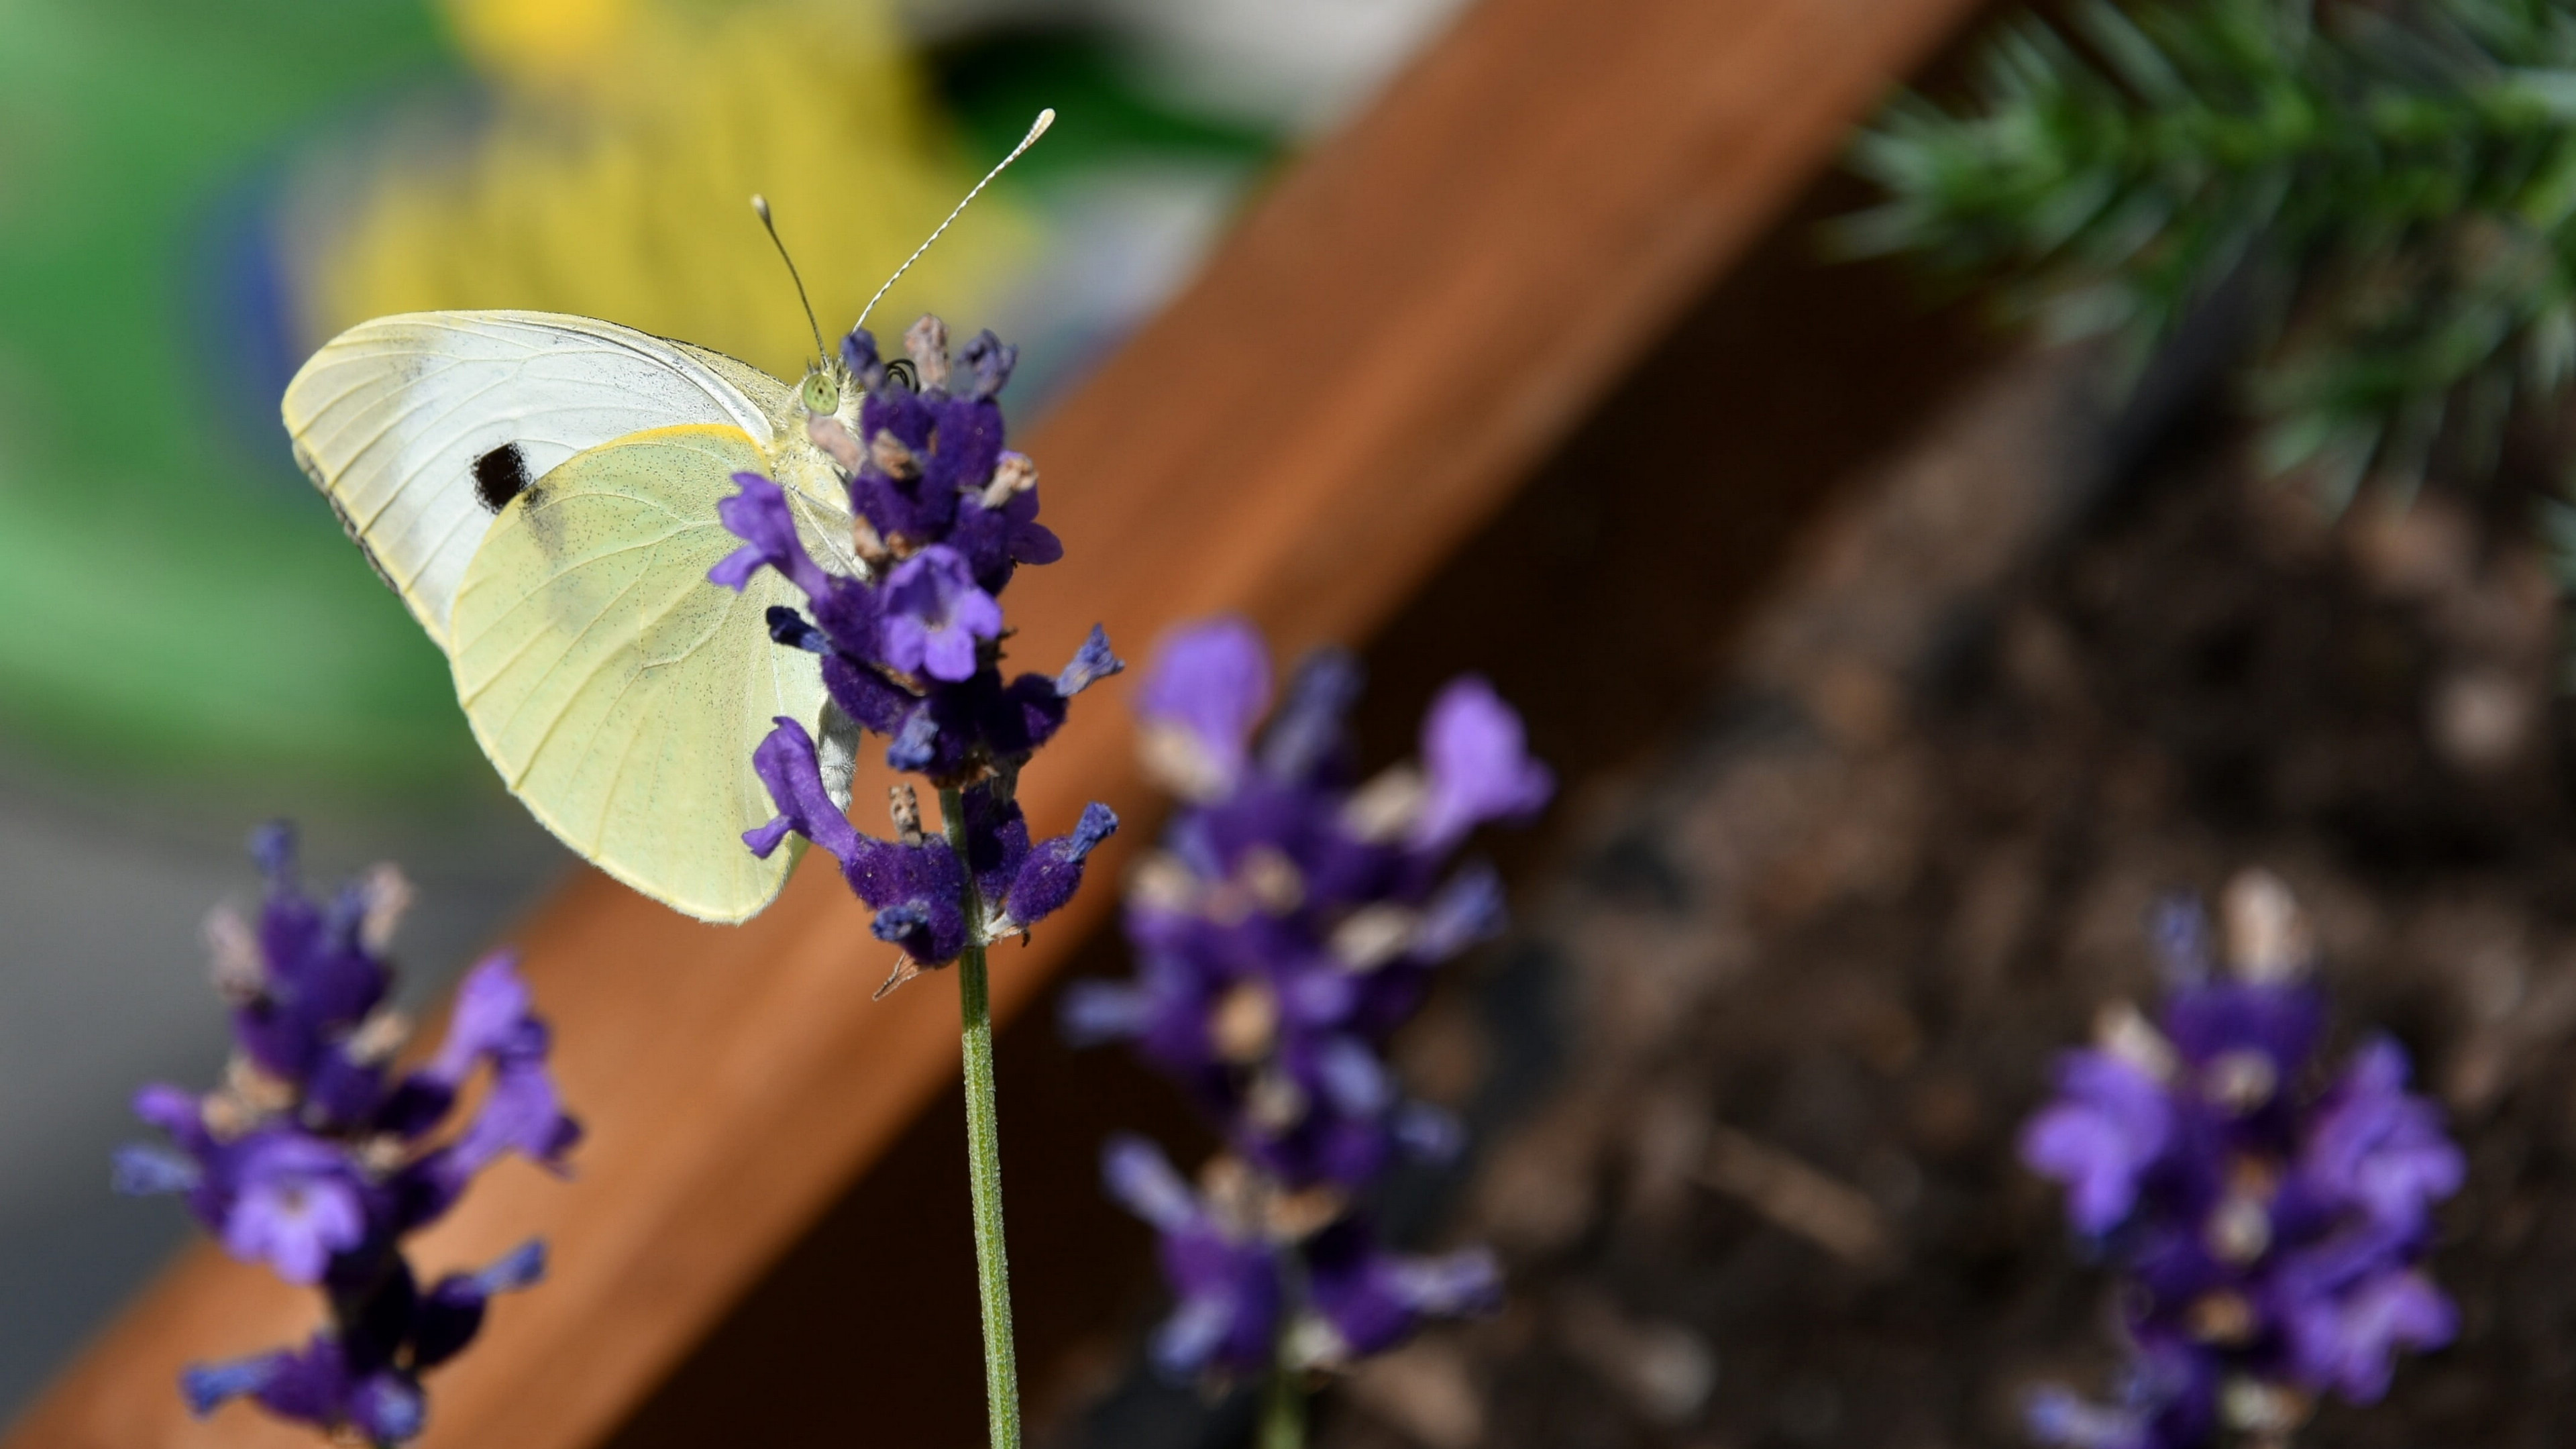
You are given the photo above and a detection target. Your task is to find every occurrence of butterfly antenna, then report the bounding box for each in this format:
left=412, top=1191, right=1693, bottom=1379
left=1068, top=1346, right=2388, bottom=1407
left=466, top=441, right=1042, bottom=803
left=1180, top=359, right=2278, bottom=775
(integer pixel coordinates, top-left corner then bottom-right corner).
left=854, top=107, right=1055, bottom=332
left=751, top=193, right=828, bottom=364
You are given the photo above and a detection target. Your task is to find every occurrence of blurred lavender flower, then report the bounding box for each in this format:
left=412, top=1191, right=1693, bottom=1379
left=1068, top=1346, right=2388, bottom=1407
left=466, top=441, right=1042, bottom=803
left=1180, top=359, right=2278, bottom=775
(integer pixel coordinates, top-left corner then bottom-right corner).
left=1069, top=619, right=1547, bottom=1384
left=712, top=315, right=1116, bottom=985
left=116, top=824, right=577, bottom=1445
left=2020, top=871, right=2462, bottom=1449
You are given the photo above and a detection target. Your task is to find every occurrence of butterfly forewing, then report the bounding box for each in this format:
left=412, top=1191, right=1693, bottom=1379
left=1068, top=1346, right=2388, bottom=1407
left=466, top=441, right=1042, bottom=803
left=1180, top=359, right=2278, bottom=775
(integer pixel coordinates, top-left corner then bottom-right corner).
left=448, top=424, right=826, bottom=924
left=282, top=311, right=784, bottom=651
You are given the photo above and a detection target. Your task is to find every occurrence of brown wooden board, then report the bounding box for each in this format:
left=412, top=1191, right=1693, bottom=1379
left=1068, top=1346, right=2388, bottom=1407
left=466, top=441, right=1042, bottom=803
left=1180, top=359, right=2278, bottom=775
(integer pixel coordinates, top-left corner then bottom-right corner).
left=5, top=0, right=1982, bottom=1443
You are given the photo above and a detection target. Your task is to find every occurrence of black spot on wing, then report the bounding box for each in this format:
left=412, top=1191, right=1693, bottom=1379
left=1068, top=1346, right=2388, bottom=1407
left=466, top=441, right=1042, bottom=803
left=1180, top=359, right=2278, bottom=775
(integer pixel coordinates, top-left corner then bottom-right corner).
left=473, top=443, right=532, bottom=513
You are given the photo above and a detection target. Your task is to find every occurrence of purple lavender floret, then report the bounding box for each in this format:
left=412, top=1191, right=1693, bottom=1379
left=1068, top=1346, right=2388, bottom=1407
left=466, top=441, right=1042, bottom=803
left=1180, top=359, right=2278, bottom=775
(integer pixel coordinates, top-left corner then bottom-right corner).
left=2021, top=1051, right=2173, bottom=1236
left=2299, top=1038, right=2465, bottom=1240
left=877, top=545, right=1004, bottom=683
left=1303, top=1218, right=1502, bottom=1360
left=1409, top=677, right=1555, bottom=853
left=712, top=315, right=1117, bottom=975
left=2021, top=874, right=2462, bottom=1449
left=1073, top=619, right=1547, bottom=1383
left=1132, top=616, right=1272, bottom=800
left=116, top=826, right=576, bottom=1444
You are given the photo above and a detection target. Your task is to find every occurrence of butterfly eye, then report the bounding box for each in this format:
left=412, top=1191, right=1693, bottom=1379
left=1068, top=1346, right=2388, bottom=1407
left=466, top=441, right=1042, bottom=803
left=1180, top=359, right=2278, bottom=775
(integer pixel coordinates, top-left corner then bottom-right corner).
left=800, top=372, right=841, bottom=415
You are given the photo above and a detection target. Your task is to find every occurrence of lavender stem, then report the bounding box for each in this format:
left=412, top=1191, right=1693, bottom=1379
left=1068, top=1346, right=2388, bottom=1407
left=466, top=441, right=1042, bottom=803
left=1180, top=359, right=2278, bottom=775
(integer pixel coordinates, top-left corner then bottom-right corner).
left=943, top=785, right=1023, bottom=1449
left=1260, top=1356, right=1306, bottom=1449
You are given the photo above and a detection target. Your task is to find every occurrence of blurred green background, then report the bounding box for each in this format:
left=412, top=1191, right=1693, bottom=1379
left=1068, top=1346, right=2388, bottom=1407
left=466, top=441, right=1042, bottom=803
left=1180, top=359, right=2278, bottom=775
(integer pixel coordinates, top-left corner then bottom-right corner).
left=0, top=0, right=463, bottom=784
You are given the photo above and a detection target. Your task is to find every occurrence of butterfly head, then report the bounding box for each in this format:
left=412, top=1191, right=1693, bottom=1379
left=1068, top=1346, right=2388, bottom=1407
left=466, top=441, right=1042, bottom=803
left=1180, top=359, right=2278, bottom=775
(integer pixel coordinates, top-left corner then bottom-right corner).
left=798, top=366, right=843, bottom=417
left=761, top=107, right=1053, bottom=424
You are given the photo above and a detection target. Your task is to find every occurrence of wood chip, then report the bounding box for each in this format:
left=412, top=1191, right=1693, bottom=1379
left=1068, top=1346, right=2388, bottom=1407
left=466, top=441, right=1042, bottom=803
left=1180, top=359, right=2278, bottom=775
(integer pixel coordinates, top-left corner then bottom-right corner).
left=1697, top=1124, right=1891, bottom=1267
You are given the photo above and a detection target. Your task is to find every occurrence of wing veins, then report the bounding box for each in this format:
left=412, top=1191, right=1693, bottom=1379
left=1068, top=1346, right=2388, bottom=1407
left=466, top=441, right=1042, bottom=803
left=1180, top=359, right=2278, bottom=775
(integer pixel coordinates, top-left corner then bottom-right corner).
left=451, top=530, right=693, bottom=698
left=486, top=525, right=738, bottom=772
left=489, top=566, right=658, bottom=778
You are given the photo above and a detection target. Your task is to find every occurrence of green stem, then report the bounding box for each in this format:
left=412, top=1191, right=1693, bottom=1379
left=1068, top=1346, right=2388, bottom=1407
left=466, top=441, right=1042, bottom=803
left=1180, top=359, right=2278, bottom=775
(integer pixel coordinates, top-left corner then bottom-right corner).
left=1261, top=1236, right=1306, bottom=1449
left=941, top=786, right=1022, bottom=1449
left=1260, top=1358, right=1306, bottom=1449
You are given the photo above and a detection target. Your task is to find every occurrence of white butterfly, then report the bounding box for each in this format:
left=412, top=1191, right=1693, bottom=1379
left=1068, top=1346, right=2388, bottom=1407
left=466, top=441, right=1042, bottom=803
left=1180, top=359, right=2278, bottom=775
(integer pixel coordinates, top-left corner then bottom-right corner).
left=282, top=113, right=1051, bottom=924
left=284, top=309, right=861, bottom=923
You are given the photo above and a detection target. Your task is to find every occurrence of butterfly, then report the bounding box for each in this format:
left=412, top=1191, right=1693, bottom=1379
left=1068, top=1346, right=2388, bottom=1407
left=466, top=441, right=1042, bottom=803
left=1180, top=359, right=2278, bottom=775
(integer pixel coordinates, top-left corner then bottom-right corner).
left=284, top=309, right=863, bottom=923
left=282, top=113, right=1051, bottom=925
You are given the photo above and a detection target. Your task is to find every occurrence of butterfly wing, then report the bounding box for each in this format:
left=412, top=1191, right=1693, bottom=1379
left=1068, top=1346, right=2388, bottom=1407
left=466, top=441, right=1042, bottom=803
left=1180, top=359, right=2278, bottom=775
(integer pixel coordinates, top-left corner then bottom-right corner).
left=447, top=423, right=839, bottom=923
left=281, top=310, right=784, bottom=652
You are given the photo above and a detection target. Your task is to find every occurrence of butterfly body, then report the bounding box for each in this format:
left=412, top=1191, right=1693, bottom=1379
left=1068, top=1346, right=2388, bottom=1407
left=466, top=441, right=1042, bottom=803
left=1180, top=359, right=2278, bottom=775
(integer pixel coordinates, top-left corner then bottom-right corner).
left=284, top=309, right=861, bottom=923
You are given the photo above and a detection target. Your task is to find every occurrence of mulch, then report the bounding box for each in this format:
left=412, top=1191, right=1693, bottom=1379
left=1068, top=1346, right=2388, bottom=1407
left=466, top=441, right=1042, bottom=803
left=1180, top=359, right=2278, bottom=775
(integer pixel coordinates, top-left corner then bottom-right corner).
left=1317, top=351, right=2576, bottom=1449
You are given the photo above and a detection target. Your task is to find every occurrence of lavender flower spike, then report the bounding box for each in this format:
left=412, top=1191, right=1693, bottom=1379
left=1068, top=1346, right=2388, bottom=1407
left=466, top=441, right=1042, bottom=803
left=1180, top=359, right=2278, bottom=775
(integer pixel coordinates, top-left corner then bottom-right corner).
left=1075, top=621, right=1546, bottom=1397
left=712, top=315, right=1121, bottom=1444
left=2019, top=875, right=2461, bottom=1448
left=713, top=316, right=1097, bottom=789
left=121, top=824, right=575, bottom=1443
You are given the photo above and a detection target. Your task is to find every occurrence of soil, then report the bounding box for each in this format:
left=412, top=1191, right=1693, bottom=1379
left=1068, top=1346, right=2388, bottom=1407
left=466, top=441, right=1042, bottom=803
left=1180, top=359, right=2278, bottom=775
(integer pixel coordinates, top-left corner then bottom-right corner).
left=1310, top=352, right=2576, bottom=1449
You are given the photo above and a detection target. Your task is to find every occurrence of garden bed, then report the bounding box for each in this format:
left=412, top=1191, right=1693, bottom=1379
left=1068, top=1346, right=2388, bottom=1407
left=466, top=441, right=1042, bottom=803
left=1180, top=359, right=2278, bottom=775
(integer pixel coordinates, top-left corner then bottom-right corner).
left=1305, top=351, right=2576, bottom=1448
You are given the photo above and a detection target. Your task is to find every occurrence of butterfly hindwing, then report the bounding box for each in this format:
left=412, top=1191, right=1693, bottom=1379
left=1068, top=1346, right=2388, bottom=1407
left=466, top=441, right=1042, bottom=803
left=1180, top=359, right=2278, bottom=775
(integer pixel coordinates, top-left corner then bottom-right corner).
left=282, top=310, right=785, bottom=651
left=448, top=423, right=825, bottom=924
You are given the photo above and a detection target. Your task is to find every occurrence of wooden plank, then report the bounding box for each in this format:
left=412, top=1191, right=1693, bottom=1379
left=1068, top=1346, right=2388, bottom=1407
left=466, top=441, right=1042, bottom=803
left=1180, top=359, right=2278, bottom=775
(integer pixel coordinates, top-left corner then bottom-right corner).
left=5, top=0, right=1980, bottom=1444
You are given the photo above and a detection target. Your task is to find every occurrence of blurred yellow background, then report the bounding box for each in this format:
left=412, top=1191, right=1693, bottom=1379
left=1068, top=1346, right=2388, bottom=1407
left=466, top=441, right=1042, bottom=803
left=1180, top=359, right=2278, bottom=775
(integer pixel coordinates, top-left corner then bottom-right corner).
left=321, top=0, right=1016, bottom=385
